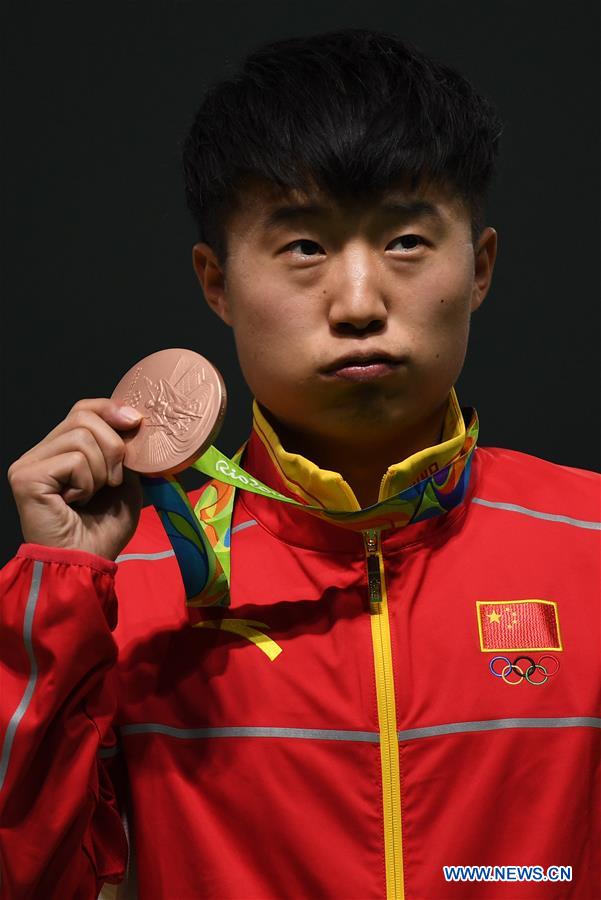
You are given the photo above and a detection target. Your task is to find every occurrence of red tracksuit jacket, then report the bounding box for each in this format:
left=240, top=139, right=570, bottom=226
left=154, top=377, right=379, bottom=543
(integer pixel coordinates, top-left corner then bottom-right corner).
left=1, top=390, right=600, bottom=899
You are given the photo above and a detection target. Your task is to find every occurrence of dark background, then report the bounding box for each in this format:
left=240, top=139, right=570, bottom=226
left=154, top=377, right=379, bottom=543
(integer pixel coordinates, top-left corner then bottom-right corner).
left=1, top=1, right=599, bottom=566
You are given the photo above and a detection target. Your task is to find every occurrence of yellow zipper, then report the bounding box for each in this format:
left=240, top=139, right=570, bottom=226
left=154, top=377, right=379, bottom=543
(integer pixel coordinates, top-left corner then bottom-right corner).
left=364, top=528, right=404, bottom=900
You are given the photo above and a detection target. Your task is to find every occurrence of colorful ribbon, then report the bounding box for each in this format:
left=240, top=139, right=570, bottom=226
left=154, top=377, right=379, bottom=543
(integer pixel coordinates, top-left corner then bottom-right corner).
left=140, top=407, right=479, bottom=611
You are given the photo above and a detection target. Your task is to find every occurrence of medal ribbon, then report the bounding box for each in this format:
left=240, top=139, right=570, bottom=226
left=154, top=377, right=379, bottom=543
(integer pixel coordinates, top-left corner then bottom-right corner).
left=140, top=406, right=479, bottom=610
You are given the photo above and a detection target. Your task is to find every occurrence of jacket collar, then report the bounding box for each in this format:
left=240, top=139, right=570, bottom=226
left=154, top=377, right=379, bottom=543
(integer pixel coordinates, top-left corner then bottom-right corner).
left=237, top=387, right=479, bottom=550
left=250, top=387, right=466, bottom=512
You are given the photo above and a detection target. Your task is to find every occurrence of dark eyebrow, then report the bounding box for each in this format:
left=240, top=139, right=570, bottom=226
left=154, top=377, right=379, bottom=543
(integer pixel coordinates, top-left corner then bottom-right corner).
left=262, top=199, right=443, bottom=232
left=379, top=200, right=443, bottom=221
left=262, top=203, right=327, bottom=232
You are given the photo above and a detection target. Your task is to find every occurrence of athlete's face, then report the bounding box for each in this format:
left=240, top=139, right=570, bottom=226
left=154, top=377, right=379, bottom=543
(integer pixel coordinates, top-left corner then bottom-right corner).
left=192, top=178, right=497, bottom=447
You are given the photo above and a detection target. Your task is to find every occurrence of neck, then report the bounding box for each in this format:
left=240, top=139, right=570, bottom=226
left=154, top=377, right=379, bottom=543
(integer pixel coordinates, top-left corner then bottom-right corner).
left=261, top=398, right=450, bottom=509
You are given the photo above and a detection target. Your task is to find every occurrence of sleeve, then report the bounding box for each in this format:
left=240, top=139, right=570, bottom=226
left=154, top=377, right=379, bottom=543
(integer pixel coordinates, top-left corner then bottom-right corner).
left=0, top=543, right=129, bottom=899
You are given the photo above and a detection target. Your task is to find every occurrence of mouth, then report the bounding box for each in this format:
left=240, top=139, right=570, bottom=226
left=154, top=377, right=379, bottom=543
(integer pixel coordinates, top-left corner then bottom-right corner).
left=320, top=354, right=405, bottom=381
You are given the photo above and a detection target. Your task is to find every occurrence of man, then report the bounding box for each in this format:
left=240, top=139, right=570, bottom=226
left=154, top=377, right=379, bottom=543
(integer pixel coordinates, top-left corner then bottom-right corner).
left=2, top=28, right=599, bottom=900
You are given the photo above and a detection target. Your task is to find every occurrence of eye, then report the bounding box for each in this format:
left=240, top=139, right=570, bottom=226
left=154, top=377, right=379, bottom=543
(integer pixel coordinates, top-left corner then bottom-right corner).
left=284, top=239, right=324, bottom=258
left=386, top=234, right=425, bottom=253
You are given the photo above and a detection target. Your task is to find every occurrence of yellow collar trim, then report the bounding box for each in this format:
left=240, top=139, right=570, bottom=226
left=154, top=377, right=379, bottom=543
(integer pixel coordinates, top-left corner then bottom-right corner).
left=251, top=387, right=466, bottom=513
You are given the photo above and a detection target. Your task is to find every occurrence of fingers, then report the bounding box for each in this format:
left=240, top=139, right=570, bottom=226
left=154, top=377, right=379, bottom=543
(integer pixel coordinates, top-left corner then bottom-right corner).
left=44, top=397, right=142, bottom=440
left=24, top=427, right=114, bottom=496
left=6, top=398, right=146, bottom=555
left=49, top=450, right=97, bottom=506
left=9, top=449, right=96, bottom=507
left=24, top=413, right=119, bottom=483
left=10, top=398, right=144, bottom=508
left=19, top=401, right=143, bottom=486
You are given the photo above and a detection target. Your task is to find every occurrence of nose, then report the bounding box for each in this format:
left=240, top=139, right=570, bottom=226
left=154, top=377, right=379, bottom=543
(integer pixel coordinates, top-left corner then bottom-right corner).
left=326, top=244, right=388, bottom=333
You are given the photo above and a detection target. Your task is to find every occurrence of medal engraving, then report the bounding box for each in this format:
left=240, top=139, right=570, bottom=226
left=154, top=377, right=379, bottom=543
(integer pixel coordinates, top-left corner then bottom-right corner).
left=111, top=348, right=227, bottom=476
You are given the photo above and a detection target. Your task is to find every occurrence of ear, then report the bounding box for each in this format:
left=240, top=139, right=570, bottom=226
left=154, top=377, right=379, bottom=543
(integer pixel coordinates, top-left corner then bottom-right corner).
left=192, top=242, right=233, bottom=327
left=471, top=227, right=498, bottom=313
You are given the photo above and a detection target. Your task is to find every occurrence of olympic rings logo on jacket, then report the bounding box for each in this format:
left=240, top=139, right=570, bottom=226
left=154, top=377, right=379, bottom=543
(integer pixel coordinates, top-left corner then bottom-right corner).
left=489, top=655, right=560, bottom=685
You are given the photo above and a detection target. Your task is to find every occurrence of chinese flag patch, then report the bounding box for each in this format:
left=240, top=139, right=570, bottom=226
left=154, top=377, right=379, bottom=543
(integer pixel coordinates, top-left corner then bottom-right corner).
left=476, top=600, right=562, bottom=652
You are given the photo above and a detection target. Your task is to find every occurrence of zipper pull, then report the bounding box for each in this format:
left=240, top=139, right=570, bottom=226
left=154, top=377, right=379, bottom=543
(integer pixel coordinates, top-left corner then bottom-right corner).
left=364, top=529, right=382, bottom=605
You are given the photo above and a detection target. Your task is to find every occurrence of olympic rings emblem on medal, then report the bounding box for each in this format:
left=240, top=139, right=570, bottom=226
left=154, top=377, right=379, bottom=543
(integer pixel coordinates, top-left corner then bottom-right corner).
left=489, top=654, right=560, bottom=685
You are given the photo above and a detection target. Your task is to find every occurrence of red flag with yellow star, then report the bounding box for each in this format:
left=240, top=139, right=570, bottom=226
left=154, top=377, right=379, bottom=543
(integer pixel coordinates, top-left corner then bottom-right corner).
left=476, top=600, right=562, bottom=651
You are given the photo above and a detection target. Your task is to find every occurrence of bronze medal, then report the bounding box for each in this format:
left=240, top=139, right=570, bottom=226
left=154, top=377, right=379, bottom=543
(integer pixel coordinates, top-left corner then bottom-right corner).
left=110, top=348, right=227, bottom=476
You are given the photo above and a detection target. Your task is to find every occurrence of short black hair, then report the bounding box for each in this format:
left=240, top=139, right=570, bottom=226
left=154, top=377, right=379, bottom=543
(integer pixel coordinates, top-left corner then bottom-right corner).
left=181, top=28, right=503, bottom=266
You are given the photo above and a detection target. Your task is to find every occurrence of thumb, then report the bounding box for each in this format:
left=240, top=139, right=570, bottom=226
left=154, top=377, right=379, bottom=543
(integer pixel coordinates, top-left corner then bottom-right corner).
left=113, top=404, right=144, bottom=428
